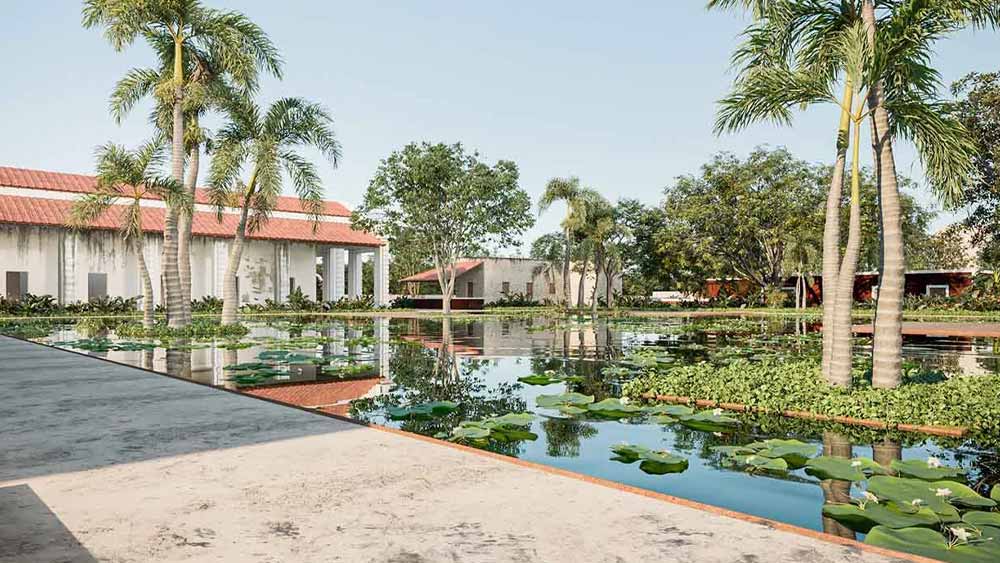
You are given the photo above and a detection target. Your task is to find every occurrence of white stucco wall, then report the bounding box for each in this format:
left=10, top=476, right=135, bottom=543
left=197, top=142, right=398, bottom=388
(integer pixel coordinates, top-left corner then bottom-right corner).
left=0, top=225, right=61, bottom=298
left=0, top=224, right=347, bottom=306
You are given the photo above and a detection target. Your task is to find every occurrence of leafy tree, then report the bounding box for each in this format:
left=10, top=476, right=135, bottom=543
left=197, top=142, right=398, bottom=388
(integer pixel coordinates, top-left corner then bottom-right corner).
left=353, top=143, right=533, bottom=313
left=530, top=232, right=565, bottom=301
left=950, top=71, right=1000, bottom=263
left=83, top=0, right=281, bottom=327
left=68, top=140, right=186, bottom=327
left=661, top=148, right=827, bottom=292
left=208, top=97, right=341, bottom=324
left=615, top=199, right=669, bottom=296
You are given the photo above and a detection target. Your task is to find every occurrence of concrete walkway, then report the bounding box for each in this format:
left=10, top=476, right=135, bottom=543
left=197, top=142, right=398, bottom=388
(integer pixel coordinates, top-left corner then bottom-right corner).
left=0, top=336, right=907, bottom=563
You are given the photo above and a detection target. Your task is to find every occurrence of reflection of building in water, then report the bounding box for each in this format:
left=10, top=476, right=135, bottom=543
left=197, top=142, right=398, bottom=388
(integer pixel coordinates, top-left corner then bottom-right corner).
left=396, top=317, right=625, bottom=359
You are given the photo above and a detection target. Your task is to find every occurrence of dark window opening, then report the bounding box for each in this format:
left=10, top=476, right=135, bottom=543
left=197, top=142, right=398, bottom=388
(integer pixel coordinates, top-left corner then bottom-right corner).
left=501, top=281, right=510, bottom=294
left=5, top=271, right=28, bottom=301
left=526, top=282, right=533, bottom=299
left=467, top=281, right=474, bottom=297
left=88, top=273, right=108, bottom=302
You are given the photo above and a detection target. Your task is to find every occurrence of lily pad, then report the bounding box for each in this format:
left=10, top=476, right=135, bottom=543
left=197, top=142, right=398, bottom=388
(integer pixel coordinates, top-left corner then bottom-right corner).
left=586, top=398, right=643, bottom=418
left=822, top=503, right=939, bottom=533
left=223, top=362, right=271, bottom=371
left=610, top=443, right=688, bottom=475
left=678, top=409, right=740, bottom=432
left=487, top=412, right=535, bottom=427
left=558, top=405, right=588, bottom=416
left=450, top=424, right=491, bottom=440
left=751, top=439, right=816, bottom=468
left=805, top=457, right=869, bottom=482
left=536, top=392, right=595, bottom=408
left=518, top=374, right=562, bottom=385
left=891, top=459, right=967, bottom=481
left=964, top=511, right=1000, bottom=528
left=867, top=476, right=994, bottom=517
left=386, top=401, right=459, bottom=420
left=724, top=454, right=788, bottom=473
left=865, top=525, right=1000, bottom=563
left=642, top=404, right=694, bottom=417
left=710, top=445, right=756, bottom=456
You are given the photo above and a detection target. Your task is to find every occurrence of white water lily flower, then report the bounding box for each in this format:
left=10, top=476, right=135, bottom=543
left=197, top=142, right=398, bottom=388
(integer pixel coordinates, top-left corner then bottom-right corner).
left=934, top=488, right=952, bottom=497
left=544, top=369, right=556, bottom=376
left=911, top=498, right=924, bottom=506
left=949, top=527, right=972, bottom=543
left=712, top=408, right=723, bottom=417
left=746, top=456, right=757, bottom=463
left=619, top=397, right=630, bottom=405
left=863, top=491, right=879, bottom=504
left=851, top=461, right=863, bottom=468
left=712, top=432, right=723, bottom=437
left=927, top=456, right=942, bottom=468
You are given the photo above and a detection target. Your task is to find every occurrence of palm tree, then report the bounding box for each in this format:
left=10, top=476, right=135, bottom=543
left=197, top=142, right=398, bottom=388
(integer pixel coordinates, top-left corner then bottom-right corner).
left=859, top=0, right=989, bottom=388
left=712, top=0, right=981, bottom=387
left=209, top=97, right=341, bottom=324
left=538, top=177, right=587, bottom=307
left=83, top=0, right=281, bottom=328
left=68, top=140, right=185, bottom=328
left=713, top=0, right=861, bottom=386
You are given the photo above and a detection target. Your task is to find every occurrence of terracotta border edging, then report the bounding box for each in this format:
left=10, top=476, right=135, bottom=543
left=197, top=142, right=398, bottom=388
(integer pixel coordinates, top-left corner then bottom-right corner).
left=641, top=393, right=968, bottom=438
left=0, top=334, right=938, bottom=563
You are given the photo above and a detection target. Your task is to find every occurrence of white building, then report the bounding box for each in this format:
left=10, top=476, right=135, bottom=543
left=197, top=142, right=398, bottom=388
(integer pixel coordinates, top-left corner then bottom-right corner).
left=400, top=257, right=621, bottom=308
left=0, top=166, right=389, bottom=307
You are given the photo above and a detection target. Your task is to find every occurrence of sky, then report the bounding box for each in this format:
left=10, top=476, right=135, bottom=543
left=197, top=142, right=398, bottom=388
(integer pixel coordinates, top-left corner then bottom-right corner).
left=3, top=1, right=999, bottom=253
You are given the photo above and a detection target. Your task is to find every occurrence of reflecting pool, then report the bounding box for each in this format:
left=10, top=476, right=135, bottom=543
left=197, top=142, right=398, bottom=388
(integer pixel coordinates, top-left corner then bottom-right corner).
left=3, top=314, right=998, bottom=540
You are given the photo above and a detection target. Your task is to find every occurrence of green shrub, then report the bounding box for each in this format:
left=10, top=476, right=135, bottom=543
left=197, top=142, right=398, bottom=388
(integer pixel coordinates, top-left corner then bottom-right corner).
left=485, top=292, right=540, bottom=308
left=622, top=359, right=1000, bottom=435
left=114, top=319, right=249, bottom=339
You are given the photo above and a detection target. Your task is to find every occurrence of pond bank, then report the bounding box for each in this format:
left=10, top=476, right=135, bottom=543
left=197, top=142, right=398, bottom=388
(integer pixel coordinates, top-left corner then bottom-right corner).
left=0, top=335, right=911, bottom=563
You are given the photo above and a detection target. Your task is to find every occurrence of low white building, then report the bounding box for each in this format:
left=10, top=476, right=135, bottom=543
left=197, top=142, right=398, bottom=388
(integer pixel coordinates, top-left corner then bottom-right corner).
left=0, top=166, right=389, bottom=307
left=400, top=257, right=621, bottom=308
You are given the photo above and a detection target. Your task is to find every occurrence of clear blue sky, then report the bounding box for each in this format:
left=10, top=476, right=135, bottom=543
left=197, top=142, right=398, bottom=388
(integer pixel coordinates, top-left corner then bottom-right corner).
left=3, top=1, right=999, bottom=251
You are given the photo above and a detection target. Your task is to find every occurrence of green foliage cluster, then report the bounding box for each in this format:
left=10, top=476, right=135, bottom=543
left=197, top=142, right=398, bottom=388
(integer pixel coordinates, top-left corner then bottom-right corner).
left=0, top=294, right=141, bottom=317
left=485, top=292, right=541, bottom=308
left=622, top=359, right=1000, bottom=435
left=114, top=319, right=249, bottom=339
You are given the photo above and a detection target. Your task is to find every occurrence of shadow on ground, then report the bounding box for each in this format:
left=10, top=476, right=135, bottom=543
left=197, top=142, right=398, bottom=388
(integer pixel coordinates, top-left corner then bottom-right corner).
left=0, top=336, right=360, bottom=482
left=0, top=484, right=98, bottom=562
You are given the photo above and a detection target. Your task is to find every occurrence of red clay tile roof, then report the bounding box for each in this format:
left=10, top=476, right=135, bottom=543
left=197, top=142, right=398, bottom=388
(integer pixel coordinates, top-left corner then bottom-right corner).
left=0, top=166, right=352, bottom=217
left=243, top=378, right=382, bottom=409
left=0, top=194, right=384, bottom=247
left=400, top=260, right=482, bottom=282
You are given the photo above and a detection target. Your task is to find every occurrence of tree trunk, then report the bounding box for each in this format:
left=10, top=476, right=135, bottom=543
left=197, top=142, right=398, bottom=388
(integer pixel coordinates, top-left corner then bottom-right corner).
left=591, top=247, right=603, bottom=316
left=820, top=432, right=855, bottom=540
left=822, top=83, right=854, bottom=381
left=863, top=0, right=904, bottom=389
left=164, top=37, right=186, bottom=328
left=577, top=256, right=588, bottom=308
left=221, top=206, right=250, bottom=325
left=605, top=264, right=614, bottom=308
left=178, top=143, right=199, bottom=324
left=134, top=235, right=154, bottom=329
left=563, top=223, right=572, bottom=307
left=829, top=121, right=863, bottom=388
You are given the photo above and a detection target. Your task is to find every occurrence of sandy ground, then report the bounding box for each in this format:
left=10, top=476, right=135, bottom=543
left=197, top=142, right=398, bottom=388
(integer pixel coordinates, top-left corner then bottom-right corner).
left=0, top=336, right=909, bottom=563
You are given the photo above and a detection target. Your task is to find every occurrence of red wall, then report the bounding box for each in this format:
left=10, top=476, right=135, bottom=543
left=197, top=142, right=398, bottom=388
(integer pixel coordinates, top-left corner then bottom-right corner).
left=702, top=272, right=974, bottom=304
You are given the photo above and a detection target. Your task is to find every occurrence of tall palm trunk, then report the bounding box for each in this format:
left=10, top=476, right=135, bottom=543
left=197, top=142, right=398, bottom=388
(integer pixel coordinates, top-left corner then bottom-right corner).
left=221, top=204, right=249, bottom=325
left=822, top=83, right=854, bottom=381
left=563, top=224, right=572, bottom=307
left=164, top=37, right=185, bottom=328
left=133, top=235, right=154, bottom=329
left=576, top=256, right=588, bottom=308
left=829, top=120, right=863, bottom=387
left=863, top=0, right=904, bottom=389
left=178, top=144, right=199, bottom=324
left=591, top=246, right=603, bottom=315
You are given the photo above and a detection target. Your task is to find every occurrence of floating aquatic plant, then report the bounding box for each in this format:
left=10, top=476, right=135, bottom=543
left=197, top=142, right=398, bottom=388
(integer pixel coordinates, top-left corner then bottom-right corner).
left=610, top=443, right=688, bottom=475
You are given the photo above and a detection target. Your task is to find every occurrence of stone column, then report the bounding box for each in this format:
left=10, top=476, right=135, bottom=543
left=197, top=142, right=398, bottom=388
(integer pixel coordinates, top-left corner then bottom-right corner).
left=274, top=243, right=290, bottom=302
left=323, top=247, right=346, bottom=302
left=373, top=244, right=390, bottom=306
left=347, top=250, right=364, bottom=298
left=61, top=232, right=77, bottom=305
left=213, top=239, right=229, bottom=298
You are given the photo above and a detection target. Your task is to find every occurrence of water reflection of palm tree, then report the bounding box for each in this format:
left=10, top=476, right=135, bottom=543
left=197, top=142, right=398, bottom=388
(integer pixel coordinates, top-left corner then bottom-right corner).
left=221, top=349, right=238, bottom=389
left=165, top=340, right=192, bottom=380
left=820, top=432, right=855, bottom=540
left=872, top=437, right=902, bottom=467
